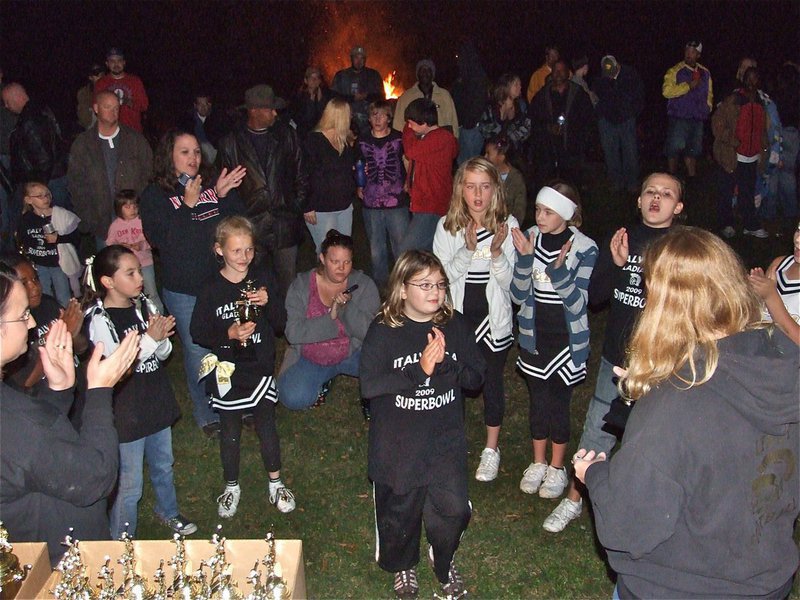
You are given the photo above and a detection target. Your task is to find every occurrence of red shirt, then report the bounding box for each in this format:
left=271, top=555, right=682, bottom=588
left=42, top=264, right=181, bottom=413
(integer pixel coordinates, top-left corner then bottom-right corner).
left=95, top=73, right=149, bottom=132
left=402, top=125, right=458, bottom=215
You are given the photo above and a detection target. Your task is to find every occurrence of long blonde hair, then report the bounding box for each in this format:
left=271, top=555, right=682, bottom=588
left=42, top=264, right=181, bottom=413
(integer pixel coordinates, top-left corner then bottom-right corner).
left=621, top=226, right=763, bottom=401
left=443, top=157, right=507, bottom=235
left=381, top=250, right=453, bottom=328
left=314, top=97, right=351, bottom=154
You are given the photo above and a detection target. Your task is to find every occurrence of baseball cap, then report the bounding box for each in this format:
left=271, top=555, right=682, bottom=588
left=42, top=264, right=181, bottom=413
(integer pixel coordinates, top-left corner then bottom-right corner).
left=244, top=84, right=287, bottom=110
left=106, top=47, right=124, bottom=59
left=685, top=41, right=703, bottom=53
left=601, top=55, right=619, bottom=77
left=350, top=46, right=367, bottom=58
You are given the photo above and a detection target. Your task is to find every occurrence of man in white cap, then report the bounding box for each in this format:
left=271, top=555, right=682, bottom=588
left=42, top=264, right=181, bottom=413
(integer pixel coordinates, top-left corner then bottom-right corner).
left=662, top=41, right=713, bottom=178
left=393, top=59, right=459, bottom=138
left=331, top=45, right=385, bottom=135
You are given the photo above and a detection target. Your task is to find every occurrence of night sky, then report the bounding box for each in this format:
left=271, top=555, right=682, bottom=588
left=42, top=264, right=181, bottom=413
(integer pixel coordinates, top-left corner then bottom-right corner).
left=2, top=0, right=798, bottom=143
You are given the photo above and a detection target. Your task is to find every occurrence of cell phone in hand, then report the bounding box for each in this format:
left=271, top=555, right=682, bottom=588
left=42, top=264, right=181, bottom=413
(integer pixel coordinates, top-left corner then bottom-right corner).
left=344, top=284, right=359, bottom=295
left=178, top=172, right=194, bottom=186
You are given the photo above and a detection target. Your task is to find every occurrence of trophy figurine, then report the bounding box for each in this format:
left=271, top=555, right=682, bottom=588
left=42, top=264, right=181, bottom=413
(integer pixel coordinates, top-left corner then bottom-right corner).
left=117, top=531, right=153, bottom=600
left=52, top=532, right=95, bottom=600
left=96, top=557, right=116, bottom=600
left=261, top=532, right=290, bottom=600
left=0, top=522, right=31, bottom=600
left=235, top=280, right=260, bottom=347
left=169, top=534, right=197, bottom=600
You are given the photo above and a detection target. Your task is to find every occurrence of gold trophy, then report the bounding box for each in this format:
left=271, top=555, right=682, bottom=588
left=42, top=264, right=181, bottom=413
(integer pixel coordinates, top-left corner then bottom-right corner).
left=235, top=280, right=260, bottom=348
left=0, top=523, right=30, bottom=600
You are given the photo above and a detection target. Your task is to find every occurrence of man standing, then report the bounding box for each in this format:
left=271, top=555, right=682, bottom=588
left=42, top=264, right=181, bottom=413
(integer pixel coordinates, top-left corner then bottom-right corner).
left=331, top=46, right=385, bottom=136
left=528, top=60, right=594, bottom=185
left=527, top=45, right=560, bottom=104
left=95, top=48, right=149, bottom=133
left=594, top=55, right=645, bottom=192
left=662, top=41, right=713, bottom=178
left=393, top=59, right=459, bottom=138
left=68, top=91, right=152, bottom=247
left=178, top=92, right=228, bottom=164
left=216, top=84, right=308, bottom=299
left=76, top=63, right=105, bottom=130
left=1, top=82, right=69, bottom=250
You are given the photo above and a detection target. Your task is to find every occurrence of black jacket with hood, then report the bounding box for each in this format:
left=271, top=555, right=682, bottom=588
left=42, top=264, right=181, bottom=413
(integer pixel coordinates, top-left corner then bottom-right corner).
left=585, top=327, right=799, bottom=599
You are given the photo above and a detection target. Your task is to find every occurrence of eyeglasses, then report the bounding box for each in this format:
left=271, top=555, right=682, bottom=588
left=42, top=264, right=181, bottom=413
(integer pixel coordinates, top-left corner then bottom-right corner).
left=0, top=308, right=32, bottom=324
left=405, top=281, right=448, bottom=291
left=25, top=192, right=52, bottom=200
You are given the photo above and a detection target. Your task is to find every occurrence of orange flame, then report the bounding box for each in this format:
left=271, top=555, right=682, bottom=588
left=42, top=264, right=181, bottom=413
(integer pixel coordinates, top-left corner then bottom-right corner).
left=383, top=71, right=403, bottom=99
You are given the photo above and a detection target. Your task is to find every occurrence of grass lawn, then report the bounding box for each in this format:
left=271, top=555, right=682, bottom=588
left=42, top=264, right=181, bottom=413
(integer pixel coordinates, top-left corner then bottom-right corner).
left=133, top=159, right=799, bottom=598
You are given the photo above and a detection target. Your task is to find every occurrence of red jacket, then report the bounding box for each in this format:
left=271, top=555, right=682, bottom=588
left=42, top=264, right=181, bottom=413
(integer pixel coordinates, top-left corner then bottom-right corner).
left=402, top=124, right=458, bottom=215
left=95, top=73, right=149, bottom=132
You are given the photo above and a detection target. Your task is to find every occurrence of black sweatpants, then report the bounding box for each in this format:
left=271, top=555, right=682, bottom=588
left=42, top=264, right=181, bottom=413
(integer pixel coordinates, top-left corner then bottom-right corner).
left=480, top=344, right=510, bottom=427
left=219, top=399, right=281, bottom=482
left=374, top=465, right=471, bottom=583
left=525, top=375, right=574, bottom=444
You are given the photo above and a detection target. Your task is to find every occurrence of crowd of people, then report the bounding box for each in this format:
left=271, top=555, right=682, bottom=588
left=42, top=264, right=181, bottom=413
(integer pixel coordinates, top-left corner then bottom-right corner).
left=0, top=40, right=798, bottom=599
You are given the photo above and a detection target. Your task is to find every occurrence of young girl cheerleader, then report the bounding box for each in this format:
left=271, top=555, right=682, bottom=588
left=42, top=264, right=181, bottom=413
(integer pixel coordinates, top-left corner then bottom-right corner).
left=18, top=181, right=82, bottom=306
left=510, top=182, right=597, bottom=500
left=749, top=220, right=800, bottom=345
left=85, top=245, right=197, bottom=538
left=360, top=250, right=485, bottom=599
left=190, top=216, right=295, bottom=518
left=433, top=156, right=517, bottom=483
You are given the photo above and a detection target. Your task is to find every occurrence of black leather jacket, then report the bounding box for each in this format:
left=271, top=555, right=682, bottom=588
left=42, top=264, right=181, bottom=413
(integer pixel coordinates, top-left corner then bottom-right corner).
left=216, top=118, right=308, bottom=250
left=9, top=100, right=67, bottom=184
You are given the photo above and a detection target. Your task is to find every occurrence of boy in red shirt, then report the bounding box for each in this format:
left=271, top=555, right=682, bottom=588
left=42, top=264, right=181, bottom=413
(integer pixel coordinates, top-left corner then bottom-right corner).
left=400, top=98, right=458, bottom=252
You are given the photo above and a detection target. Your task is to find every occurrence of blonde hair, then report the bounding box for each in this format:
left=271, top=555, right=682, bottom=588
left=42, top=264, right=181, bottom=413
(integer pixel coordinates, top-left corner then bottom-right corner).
left=214, top=215, right=255, bottom=249
left=621, top=226, right=763, bottom=401
left=381, top=250, right=453, bottom=328
left=443, top=157, right=507, bottom=235
left=315, top=97, right=351, bottom=153
left=543, top=179, right=583, bottom=228
left=21, top=181, right=50, bottom=213
left=640, top=172, right=684, bottom=202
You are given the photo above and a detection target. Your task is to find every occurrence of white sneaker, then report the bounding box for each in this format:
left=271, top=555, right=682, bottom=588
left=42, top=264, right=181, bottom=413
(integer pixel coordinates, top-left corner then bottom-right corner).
left=475, top=447, right=500, bottom=482
left=538, top=466, right=569, bottom=498
left=519, top=462, right=548, bottom=494
left=217, top=484, right=241, bottom=519
left=269, top=484, right=296, bottom=513
left=542, top=497, right=582, bottom=532
left=743, top=228, right=769, bottom=239
left=721, top=226, right=736, bottom=238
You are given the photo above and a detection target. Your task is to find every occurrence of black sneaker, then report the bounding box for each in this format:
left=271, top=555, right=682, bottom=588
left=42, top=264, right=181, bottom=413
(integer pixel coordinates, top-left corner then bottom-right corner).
left=312, top=378, right=333, bottom=408
left=393, top=568, right=419, bottom=599
left=429, top=546, right=466, bottom=599
left=163, top=514, right=198, bottom=536
left=361, top=398, right=371, bottom=421
left=202, top=422, right=221, bottom=439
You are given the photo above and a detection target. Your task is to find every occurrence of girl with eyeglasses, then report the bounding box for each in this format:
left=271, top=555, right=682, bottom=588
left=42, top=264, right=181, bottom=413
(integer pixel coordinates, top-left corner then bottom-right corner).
left=359, top=250, right=485, bottom=599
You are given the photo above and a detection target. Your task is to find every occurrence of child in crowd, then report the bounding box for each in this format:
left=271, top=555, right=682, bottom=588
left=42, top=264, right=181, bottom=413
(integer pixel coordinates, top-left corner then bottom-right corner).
left=190, top=216, right=295, bottom=518
left=399, top=98, right=459, bottom=253
left=433, top=157, right=517, bottom=482
left=541, top=172, right=684, bottom=533
left=360, top=250, right=485, bottom=600
left=484, top=135, right=527, bottom=225
left=18, top=181, right=82, bottom=305
left=749, top=220, right=800, bottom=345
left=106, top=189, right=164, bottom=314
left=356, top=100, right=408, bottom=289
left=510, top=182, right=597, bottom=501
left=0, top=254, right=88, bottom=394
left=85, top=245, right=196, bottom=538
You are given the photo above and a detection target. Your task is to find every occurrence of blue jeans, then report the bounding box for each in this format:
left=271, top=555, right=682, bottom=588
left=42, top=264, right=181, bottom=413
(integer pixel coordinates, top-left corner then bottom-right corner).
left=141, top=264, right=164, bottom=315
left=278, top=350, right=361, bottom=410
left=162, top=288, right=218, bottom=428
left=598, top=117, right=639, bottom=190
left=770, top=126, right=798, bottom=220
left=306, top=204, right=353, bottom=253
left=109, top=427, right=179, bottom=539
left=665, top=117, right=704, bottom=158
left=458, top=126, right=485, bottom=165
left=577, top=357, right=620, bottom=455
left=398, top=212, right=441, bottom=254
left=362, top=207, right=409, bottom=288
left=36, top=264, right=71, bottom=307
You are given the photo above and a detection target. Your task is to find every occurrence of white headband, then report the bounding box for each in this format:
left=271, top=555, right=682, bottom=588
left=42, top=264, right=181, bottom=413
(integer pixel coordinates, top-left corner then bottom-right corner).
left=536, top=186, right=577, bottom=221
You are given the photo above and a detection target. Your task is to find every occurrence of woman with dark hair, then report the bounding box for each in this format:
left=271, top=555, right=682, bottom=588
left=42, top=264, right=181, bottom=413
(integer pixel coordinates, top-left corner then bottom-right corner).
left=278, top=229, right=380, bottom=411
left=289, top=66, right=334, bottom=140
left=0, top=263, right=139, bottom=565
left=478, top=74, right=531, bottom=152
left=139, top=129, right=245, bottom=436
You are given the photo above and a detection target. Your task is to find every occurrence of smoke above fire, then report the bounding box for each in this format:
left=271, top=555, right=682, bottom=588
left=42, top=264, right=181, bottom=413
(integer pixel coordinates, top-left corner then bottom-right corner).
left=308, top=2, right=408, bottom=97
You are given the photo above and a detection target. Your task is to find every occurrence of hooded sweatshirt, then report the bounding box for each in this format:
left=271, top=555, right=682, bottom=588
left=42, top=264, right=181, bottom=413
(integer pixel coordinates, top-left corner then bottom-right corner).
left=584, top=327, right=799, bottom=599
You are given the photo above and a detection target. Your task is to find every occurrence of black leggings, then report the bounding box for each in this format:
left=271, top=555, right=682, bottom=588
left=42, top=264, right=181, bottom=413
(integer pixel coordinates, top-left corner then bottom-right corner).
left=525, top=375, right=574, bottom=444
left=219, top=399, right=281, bottom=482
left=480, top=344, right=510, bottom=427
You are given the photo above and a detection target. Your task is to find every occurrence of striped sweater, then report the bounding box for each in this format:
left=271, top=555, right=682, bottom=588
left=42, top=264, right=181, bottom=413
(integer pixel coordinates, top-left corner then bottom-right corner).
left=511, top=225, right=597, bottom=367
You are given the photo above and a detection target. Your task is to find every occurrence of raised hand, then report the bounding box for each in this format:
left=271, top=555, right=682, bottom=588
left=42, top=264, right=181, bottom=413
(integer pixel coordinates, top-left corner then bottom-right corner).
left=183, top=174, right=203, bottom=208
left=215, top=165, right=247, bottom=198
left=749, top=267, right=778, bottom=301
left=420, top=327, right=446, bottom=376
left=464, top=221, right=478, bottom=251
left=554, top=238, right=573, bottom=269
left=147, top=314, right=176, bottom=342
left=490, top=222, right=509, bottom=258
left=86, top=331, right=140, bottom=389
left=610, top=228, right=629, bottom=267
left=60, top=298, right=83, bottom=337
left=246, top=286, right=269, bottom=307
left=40, top=319, right=74, bottom=391
left=510, top=227, right=533, bottom=255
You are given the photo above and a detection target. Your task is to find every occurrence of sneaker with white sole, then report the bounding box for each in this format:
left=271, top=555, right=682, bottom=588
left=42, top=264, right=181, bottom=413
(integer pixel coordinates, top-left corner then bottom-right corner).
left=269, top=485, right=296, bottom=513
left=542, top=497, right=582, bottom=532
left=743, top=228, right=769, bottom=239
left=475, top=447, right=500, bottom=482
left=393, top=568, right=419, bottom=599
left=217, top=483, right=241, bottom=519
left=162, top=513, right=198, bottom=536
left=427, top=546, right=467, bottom=599
left=538, top=465, right=569, bottom=498
left=519, top=462, right=548, bottom=494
